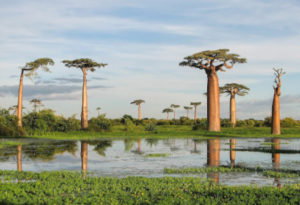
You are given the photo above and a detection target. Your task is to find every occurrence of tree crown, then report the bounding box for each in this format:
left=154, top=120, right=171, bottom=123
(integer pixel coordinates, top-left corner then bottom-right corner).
left=23, top=58, right=54, bottom=78
left=30, top=99, right=43, bottom=104
left=162, top=108, right=173, bottom=113
left=170, top=104, right=180, bottom=109
left=131, top=99, right=145, bottom=105
left=179, top=49, right=246, bottom=73
left=184, top=106, right=193, bottom=110
left=96, top=107, right=101, bottom=111
left=62, top=58, right=107, bottom=71
left=220, top=83, right=250, bottom=96
left=190, top=102, right=201, bottom=106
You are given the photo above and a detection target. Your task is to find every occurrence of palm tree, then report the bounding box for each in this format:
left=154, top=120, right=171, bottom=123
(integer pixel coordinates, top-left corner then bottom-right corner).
left=96, top=107, right=101, bottom=116
left=220, top=83, right=249, bottom=128
left=62, top=58, right=107, bottom=129
left=30, top=98, right=44, bottom=112
left=184, top=106, right=193, bottom=118
left=180, top=49, right=246, bottom=131
left=271, top=68, right=285, bottom=135
left=190, top=102, right=201, bottom=123
left=170, top=104, right=180, bottom=120
left=130, top=99, right=145, bottom=120
left=16, top=58, right=54, bottom=127
left=162, top=108, right=173, bottom=120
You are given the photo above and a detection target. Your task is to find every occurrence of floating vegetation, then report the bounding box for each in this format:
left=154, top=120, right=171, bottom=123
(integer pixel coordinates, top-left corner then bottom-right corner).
left=164, top=166, right=249, bottom=174
left=1, top=171, right=300, bottom=204
left=144, top=153, right=169, bottom=158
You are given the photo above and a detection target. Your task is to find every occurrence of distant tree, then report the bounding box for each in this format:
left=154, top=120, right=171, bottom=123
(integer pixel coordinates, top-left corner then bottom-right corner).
left=170, top=104, right=180, bottom=120
left=271, top=68, right=285, bottom=135
left=16, top=58, right=54, bottom=127
left=130, top=99, right=145, bottom=120
left=30, top=99, right=44, bottom=112
left=220, top=83, right=249, bottom=127
left=190, top=102, right=201, bottom=123
left=180, top=49, right=246, bottom=131
left=62, top=58, right=107, bottom=129
left=96, top=107, right=101, bottom=116
left=184, top=106, right=193, bottom=118
left=9, top=105, right=25, bottom=115
left=162, top=108, right=173, bottom=120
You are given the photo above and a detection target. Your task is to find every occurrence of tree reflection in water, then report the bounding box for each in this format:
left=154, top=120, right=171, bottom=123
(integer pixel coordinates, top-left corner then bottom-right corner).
left=207, top=139, right=220, bottom=183
left=272, top=138, right=281, bottom=188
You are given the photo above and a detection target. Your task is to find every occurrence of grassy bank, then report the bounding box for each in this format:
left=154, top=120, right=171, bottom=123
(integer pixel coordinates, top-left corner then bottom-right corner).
left=1, top=170, right=300, bottom=204
left=24, top=126, right=300, bottom=140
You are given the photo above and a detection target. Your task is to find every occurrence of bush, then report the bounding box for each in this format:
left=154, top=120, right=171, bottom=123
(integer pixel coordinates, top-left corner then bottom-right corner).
left=156, top=120, right=170, bottom=126
left=121, top=115, right=134, bottom=124
left=124, top=118, right=136, bottom=131
left=281, top=117, right=297, bottom=128
left=145, top=122, right=158, bottom=133
left=88, top=114, right=111, bottom=132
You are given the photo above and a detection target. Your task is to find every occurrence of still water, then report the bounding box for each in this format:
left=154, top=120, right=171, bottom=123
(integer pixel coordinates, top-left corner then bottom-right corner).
left=1, top=138, right=300, bottom=186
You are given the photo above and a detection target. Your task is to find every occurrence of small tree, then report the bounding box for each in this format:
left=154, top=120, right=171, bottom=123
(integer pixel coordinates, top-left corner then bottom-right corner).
left=162, top=108, right=173, bottom=120
left=96, top=107, right=101, bottom=116
left=190, top=102, right=201, bottom=123
left=170, top=104, right=180, bottom=120
left=271, top=68, right=285, bottom=135
left=62, top=58, right=107, bottom=129
left=220, top=83, right=249, bottom=127
left=184, top=106, right=193, bottom=118
left=130, top=99, right=145, bottom=120
left=180, top=49, right=246, bottom=131
left=16, top=58, right=54, bottom=127
left=30, top=99, right=44, bottom=112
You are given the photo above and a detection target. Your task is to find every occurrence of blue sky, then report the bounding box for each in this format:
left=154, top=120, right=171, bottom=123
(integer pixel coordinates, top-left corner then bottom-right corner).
left=0, top=0, right=299, bottom=119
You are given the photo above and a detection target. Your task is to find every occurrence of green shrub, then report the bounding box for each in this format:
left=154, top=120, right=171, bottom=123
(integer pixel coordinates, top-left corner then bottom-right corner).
left=124, top=118, right=136, bottom=131
left=88, top=115, right=111, bottom=132
left=281, top=117, right=297, bottom=128
left=144, top=122, right=157, bottom=133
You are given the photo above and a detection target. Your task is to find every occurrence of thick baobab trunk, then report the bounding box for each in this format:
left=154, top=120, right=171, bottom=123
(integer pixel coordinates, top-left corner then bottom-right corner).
left=207, top=139, right=220, bottom=183
left=138, top=104, right=141, bottom=120
left=167, top=113, right=169, bottom=120
left=207, top=72, right=220, bottom=131
left=81, top=141, right=88, bottom=171
left=17, top=70, right=24, bottom=127
left=173, top=110, right=176, bottom=120
left=81, top=69, right=88, bottom=129
left=194, top=106, right=197, bottom=123
left=230, top=139, right=236, bottom=167
left=230, top=95, right=236, bottom=128
left=17, top=145, right=22, bottom=171
left=271, top=94, right=280, bottom=135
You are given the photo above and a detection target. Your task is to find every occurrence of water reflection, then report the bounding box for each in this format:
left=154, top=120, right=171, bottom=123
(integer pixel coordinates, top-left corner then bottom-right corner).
left=207, top=139, right=220, bottom=183
left=230, top=139, right=236, bottom=167
left=81, top=141, right=88, bottom=171
left=1, top=138, right=300, bottom=186
left=272, top=138, right=281, bottom=187
left=17, top=145, right=22, bottom=171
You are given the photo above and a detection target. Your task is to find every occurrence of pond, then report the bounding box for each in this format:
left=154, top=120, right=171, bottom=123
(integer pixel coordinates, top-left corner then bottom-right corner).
left=1, top=137, right=300, bottom=186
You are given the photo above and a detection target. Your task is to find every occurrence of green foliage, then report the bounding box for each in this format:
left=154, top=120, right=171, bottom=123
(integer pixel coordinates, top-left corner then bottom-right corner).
left=164, top=167, right=248, bottom=174
left=124, top=118, right=136, bottom=131
left=1, top=171, right=300, bottom=204
left=62, top=58, right=107, bottom=72
left=144, top=122, right=157, bottom=133
left=281, top=117, right=297, bottom=128
left=23, top=58, right=54, bottom=78
left=162, top=108, right=173, bottom=113
left=220, top=83, right=250, bottom=96
left=144, top=153, right=169, bottom=157
left=88, top=114, right=111, bottom=132
left=121, top=114, right=134, bottom=124
left=0, top=108, right=26, bottom=137
left=130, top=99, right=145, bottom=105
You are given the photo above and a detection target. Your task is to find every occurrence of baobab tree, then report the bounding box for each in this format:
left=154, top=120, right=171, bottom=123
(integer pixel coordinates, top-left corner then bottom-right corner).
left=271, top=68, right=285, bottom=135
left=162, top=108, right=173, bottom=120
left=17, top=58, right=54, bottom=127
left=62, top=58, right=107, bottom=129
left=184, top=106, right=193, bottom=118
left=130, top=99, right=145, bottom=120
left=96, top=107, right=101, bottom=116
left=170, top=104, right=180, bottom=120
left=30, top=98, right=44, bottom=112
left=219, top=83, right=249, bottom=128
left=190, top=102, right=201, bottom=123
left=180, top=49, right=246, bottom=131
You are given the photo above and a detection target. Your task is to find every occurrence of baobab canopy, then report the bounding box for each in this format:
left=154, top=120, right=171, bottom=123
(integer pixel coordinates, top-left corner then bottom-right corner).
left=220, top=83, right=250, bottom=96
left=179, top=49, right=246, bottom=73
left=131, top=100, right=145, bottom=105
left=23, top=58, right=54, bottom=78
left=62, top=58, right=107, bottom=71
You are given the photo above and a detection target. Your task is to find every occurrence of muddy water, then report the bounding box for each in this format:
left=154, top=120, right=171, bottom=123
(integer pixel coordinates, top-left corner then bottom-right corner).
left=0, top=138, right=300, bottom=186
